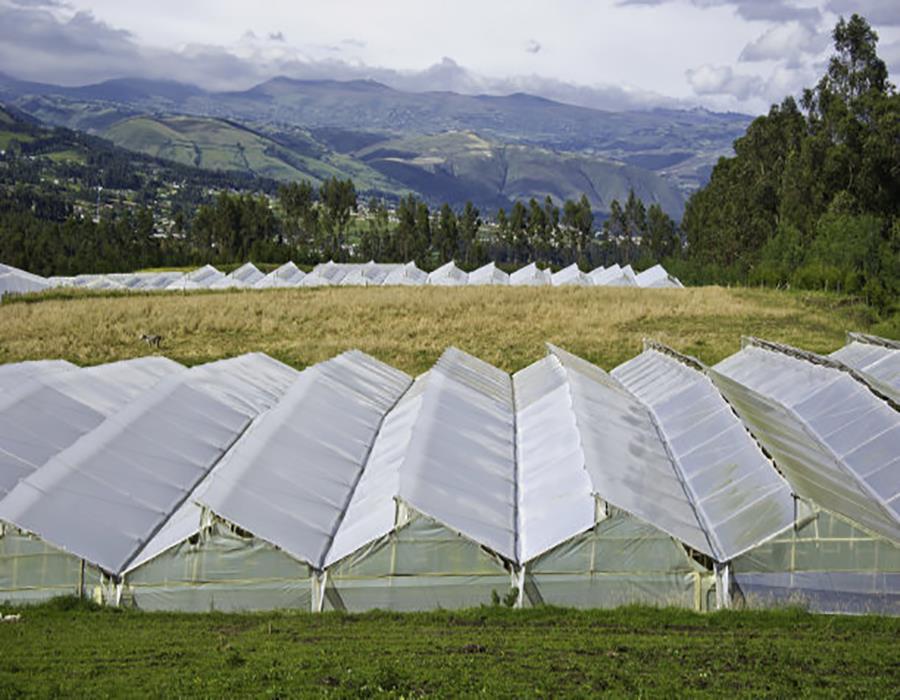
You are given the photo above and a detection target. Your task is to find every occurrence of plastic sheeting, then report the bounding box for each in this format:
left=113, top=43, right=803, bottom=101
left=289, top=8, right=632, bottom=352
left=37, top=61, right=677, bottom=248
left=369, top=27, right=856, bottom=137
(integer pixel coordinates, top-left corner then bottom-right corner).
left=551, top=264, right=592, bottom=287
left=0, top=525, right=104, bottom=604
left=325, top=376, right=429, bottom=568
left=514, top=356, right=595, bottom=563
left=509, top=263, right=551, bottom=286
left=167, top=264, right=224, bottom=289
left=254, top=262, right=306, bottom=288
left=711, top=341, right=900, bottom=543
left=635, top=264, right=684, bottom=289
left=0, top=357, right=183, bottom=497
left=0, top=360, right=75, bottom=394
left=211, top=263, right=265, bottom=289
left=592, top=264, right=638, bottom=287
left=831, top=333, right=900, bottom=399
left=0, top=338, right=895, bottom=612
left=612, top=347, right=795, bottom=561
left=125, top=520, right=312, bottom=612
left=527, top=510, right=711, bottom=610
left=339, top=263, right=404, bottom=286
left=468, top=262, right=510, bottom=286
left=733, top=509, right=900, bottom=614
left=7, top=260, right=684, bottom=293
left=0, top=271, right=49, bottom=297
left=548, top=345, right=715, bottom=558
left=197, top=351, right=411, bottom=569
left=398, top=348, right=517, bottom=561
left=0, top=354, right=296, bottom=575
left=382, top=262, right=428, bottom=286
left=326, top=514, right=512, bottom=612
left=427, top=261, right=468, bottom=286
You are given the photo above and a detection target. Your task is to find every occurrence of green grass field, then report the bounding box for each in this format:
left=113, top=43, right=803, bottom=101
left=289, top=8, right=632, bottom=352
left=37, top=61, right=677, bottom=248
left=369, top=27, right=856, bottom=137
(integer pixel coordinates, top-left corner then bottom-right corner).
left=0, top=599, right=897, bottom=697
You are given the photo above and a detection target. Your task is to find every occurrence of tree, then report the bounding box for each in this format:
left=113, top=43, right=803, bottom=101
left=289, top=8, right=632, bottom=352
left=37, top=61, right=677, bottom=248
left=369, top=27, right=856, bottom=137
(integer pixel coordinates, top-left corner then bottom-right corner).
left=319, top=177, right=357, bottom=260
left=278, top=181, right=319, bottom=253
left=393, top=194, right=419, bottom=262
left=680, top=13, right=898, bottom=309
left=434, top=204, right=459, bottom=264
left=360, top=197, right=389, bottom=260
left=413, top=200, right=432, bottom=265
left=509, top=201, right=530, bottom=263
left=459, top=202, right=482, bottom=267
left=563, top=195, right=593, bottom=265
left=644, top=204, right=679, bottom=260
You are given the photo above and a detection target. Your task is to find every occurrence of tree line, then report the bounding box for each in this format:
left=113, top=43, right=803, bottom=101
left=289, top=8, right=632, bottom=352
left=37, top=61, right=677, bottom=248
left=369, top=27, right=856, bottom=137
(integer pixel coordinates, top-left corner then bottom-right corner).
left=677, top=14, right=899, bottom=310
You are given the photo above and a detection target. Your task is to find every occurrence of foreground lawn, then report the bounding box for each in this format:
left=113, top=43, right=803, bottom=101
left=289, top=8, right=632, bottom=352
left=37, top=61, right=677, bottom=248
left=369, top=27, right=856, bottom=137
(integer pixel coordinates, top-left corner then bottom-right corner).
left=0, top=601, right=897, bottom=697
left=0, top=286, right=893, bottom=373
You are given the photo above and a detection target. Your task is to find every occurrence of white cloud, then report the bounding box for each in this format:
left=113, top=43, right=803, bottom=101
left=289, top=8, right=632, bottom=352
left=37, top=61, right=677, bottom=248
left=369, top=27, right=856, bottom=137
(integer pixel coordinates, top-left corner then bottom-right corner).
left=827, top=1, right=900, bottom=27
left=739, top=22, right=830, bottom=68
left=686, top=64, right=765, bottom=99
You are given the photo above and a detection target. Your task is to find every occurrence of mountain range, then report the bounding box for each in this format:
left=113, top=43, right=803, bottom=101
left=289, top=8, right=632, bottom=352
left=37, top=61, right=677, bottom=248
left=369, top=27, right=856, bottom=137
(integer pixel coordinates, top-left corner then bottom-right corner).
left=0, top=72, right=752, bottom=219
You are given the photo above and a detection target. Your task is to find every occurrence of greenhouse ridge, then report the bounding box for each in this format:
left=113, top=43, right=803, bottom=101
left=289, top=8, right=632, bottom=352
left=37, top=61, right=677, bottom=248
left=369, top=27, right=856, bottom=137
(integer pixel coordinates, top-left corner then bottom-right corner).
left=0, top=260, right=682, bottom=296
left=0, top=333, right=897, bottom=614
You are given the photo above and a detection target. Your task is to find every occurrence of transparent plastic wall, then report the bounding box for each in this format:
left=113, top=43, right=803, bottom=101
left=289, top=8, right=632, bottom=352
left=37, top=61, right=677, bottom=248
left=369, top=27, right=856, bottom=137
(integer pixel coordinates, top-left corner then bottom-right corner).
left=324, top=514, right=513, bottom=612
left=732, top=509, right=900, bottom=615
left=124, top=521, right=313, bottom=613
left=525, top=510, right=713, bottom=611
left=0, top=526, right=104, bottom=604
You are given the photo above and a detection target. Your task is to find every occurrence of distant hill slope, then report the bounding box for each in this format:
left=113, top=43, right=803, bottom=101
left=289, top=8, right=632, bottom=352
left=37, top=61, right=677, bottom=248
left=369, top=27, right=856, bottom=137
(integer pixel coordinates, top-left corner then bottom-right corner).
left=102, top=115, right=685, bottom=217
left=104, top=115, right=397, bottom=191
left=0, top=73, right=750, bottom=196
left=352, top=131, right=684, bottom=216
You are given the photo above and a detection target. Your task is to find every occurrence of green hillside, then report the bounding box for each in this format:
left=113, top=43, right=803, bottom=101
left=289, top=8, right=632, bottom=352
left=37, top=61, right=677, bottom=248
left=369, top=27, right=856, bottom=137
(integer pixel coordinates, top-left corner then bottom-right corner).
left=355, top=131, right=685, bottom=216
left=106, top=116, right=308, bottom=182
left=100, top=115, right=686, bottom=216
left=105, top=115, right=405, bottom=194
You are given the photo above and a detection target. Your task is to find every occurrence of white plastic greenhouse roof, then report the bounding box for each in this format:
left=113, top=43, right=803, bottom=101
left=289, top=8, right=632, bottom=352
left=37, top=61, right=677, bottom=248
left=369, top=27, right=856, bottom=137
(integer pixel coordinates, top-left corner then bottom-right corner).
left=1, top=334, right=895, bottom=580
left=514, top=356, right=595, bottom=562
left=0, top=357, right=183, bottom=498
left=593, top=264, right=638, bottom=287
left=398, top=348, right=518, bottom=560
left=0, top=354, right=296, bottom=574
left=325, top=375, right=429, bottom=567
left=551, top=263, right=592, bottom=287
left=211, top=263, right=265, bottom=289
left=612, top=346, right=794, bottom=560
left=0, top=360, right=75, bottom=393
left=254, top=262, right=306, bottom=288
left=382, top=261, right=428, bottom=286
left=830, top=333, right=900, bottom=400
left=468, top=262, right=510, bottom=286
left=548, top=345, right=716, bottom=557
left=635, top=264, right=684, bottom=289
left=711, top=339, right=900, bottom=542
left=427, top=261, right=468, bottom=286
left=197, top=351, right=411, bottom=568
left=0, top=270, right=49, bottom=297
left=4, top=260, right=684, bottom=292
left=509, top=263, right=551, bottom=286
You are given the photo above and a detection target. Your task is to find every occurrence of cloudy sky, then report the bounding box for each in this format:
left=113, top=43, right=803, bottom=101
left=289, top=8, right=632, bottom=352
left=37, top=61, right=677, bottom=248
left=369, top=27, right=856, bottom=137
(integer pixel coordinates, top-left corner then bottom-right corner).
left=1, top=0, right=898, bottom=114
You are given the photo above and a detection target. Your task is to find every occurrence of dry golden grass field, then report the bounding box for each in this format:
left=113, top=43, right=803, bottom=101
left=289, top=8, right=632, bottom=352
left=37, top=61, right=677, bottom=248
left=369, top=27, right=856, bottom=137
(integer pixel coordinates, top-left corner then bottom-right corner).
left=1, top=286, right=894, bottom=373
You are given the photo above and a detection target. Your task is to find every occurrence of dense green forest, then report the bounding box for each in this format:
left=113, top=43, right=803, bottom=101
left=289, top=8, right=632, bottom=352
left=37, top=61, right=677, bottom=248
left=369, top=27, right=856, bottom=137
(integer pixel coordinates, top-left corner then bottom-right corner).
left=677, top=14, right=899, bottom=310
left=0, top=14, right=897, bottom=313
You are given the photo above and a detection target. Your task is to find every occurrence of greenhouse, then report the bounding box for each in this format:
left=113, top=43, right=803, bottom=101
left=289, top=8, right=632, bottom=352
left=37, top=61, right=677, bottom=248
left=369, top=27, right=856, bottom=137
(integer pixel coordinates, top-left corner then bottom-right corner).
left=0, top=338, right=896, bottom=613
left=710, top=338, right=900, bottom=613
left=4, top=259, right=687, bottom=293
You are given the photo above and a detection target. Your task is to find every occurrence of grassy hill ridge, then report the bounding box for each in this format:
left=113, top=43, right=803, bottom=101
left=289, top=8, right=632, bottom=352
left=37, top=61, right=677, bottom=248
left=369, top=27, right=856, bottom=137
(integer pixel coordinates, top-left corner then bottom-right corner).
left=103, top=115, right=686, bottom=216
